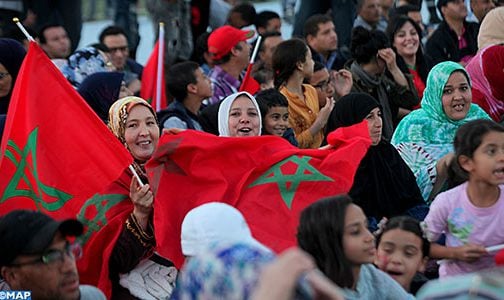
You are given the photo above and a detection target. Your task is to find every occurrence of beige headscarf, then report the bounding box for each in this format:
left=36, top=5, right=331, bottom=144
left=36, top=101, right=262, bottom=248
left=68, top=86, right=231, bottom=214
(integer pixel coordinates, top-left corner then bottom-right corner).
left=478, top=7, right=504, bottom=51
left=108, top=96, right=158, bottom=144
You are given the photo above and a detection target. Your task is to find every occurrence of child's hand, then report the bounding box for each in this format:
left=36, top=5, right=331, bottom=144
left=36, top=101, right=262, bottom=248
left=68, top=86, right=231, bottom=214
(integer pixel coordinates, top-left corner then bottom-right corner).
left=454, top=244, right=488, bottom=262
left=318, top=97, right=335, bottom=125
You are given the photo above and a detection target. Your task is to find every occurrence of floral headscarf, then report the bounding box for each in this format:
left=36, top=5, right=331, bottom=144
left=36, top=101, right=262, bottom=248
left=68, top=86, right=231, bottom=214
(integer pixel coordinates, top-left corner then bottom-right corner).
left=217, top=92, right=262, bottom=137
left=391, top=61, right=490, bottom=201
left=108, top=96, right=157, bottom=145
left=170, top=242, right=275, bottom=299
left=62, top=47, right=110, bottom=88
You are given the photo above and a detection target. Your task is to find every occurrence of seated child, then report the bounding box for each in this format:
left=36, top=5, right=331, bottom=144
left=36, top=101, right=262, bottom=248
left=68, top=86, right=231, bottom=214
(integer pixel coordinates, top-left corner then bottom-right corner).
left=255, top=88, right=298, bottom=147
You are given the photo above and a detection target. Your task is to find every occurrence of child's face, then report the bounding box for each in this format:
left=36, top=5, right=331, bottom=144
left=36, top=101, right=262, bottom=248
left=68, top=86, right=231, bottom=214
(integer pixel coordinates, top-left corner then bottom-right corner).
left=193, top=68, right=213, bottom=99
left=375, top=229, right=426, bottom=291
left=263, top=106, right=289, bottom=137
left=460, top=131, right=504, bottom=186
left=343, top=204, right=376, bottom=266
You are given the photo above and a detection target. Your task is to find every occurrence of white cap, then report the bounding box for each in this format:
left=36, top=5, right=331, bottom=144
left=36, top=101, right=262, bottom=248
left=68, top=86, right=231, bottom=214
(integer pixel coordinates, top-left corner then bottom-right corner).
left=181, top=202, right=270, bottom=256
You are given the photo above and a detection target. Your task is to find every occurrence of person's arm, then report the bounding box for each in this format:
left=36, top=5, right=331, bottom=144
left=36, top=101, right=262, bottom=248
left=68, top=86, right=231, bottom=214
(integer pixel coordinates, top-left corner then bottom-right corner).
left=430, top=243, right=487, bottom=262
left=379, top=48, right=408, bottom=87
left=294, top=98, right=335, bottom=148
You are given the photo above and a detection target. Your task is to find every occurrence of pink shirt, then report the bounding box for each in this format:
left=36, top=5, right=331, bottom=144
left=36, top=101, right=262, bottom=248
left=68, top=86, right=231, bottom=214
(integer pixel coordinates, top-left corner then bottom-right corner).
left=424, top=182, right=504, bottom=277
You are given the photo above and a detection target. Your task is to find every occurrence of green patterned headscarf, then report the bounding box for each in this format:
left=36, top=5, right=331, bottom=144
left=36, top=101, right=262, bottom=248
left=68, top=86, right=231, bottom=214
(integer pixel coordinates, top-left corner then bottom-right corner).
left=392, top=61, right=490, bottom=146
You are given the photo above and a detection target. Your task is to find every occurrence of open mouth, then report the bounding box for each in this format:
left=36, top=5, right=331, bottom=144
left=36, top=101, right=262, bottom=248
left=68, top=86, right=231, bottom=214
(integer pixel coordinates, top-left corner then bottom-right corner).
left=238, top=127, right=253, bottom=134
left=494, top=167, right=504, bottom=178
left=137, top=140, right=152, bottom=146
left=452, top=103, right=465, bottom=112
left=387, top=270, right=404, bottom=276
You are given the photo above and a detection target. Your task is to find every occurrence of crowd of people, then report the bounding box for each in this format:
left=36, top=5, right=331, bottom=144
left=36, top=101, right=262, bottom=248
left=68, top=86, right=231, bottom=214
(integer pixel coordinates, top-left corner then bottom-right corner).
left=1, top=0, right=504, bottom=299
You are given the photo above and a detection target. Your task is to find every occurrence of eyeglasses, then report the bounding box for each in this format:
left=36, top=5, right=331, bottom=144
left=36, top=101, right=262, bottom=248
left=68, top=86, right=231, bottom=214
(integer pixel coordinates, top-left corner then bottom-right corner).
left=108, top=46, right=128, bottom=53
left=313, top=78, right=332, bottom=92
left=9, top=241, right=82, bottom=267
left=0, top=72, right=10, bottom=80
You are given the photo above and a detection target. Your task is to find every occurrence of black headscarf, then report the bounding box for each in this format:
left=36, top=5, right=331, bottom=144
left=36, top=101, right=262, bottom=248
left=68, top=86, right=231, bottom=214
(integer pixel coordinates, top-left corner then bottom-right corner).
left=77, top=72, right=124, bottom=123
left=0, top=38, right=26, bottom=115
left=331, top=93, right=426, bottom=221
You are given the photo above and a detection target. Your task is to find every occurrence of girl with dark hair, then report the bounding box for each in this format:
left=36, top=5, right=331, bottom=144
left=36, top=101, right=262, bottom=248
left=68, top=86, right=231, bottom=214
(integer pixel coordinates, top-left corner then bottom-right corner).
left=424, top=119, right=504, bottom=278
left=272, top=38, right=334, bottom=149
left=386, top=16, right=433, bottom=103
left=348, top=26, right=419, bottom=140
left=325, top=93, right=426, bottom=230
left=297, top=195, right=414, bottom=299
left=375, top=216, right=430, bottom=293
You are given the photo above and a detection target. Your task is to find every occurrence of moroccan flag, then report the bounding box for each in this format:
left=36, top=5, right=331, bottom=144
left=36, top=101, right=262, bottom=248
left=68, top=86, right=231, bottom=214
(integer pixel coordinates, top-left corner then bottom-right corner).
left=239, top=63, right=260, bottom=95
left=140, top=40, right=167, bottom=111
left=0, top=42, right=132, bottom=296
left=146, top=121, right=371, bottom=267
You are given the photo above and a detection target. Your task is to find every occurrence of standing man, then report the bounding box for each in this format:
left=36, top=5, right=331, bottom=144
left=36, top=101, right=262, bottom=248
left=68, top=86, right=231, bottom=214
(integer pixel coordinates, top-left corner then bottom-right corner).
left=38, top=23, right=71, bottom=70
left=0, top=210, right=105, bottom=300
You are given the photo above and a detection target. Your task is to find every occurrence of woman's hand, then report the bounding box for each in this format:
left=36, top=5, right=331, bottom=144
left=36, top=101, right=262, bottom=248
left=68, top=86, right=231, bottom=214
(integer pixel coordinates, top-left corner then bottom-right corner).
left=330, top=69, right=353, bottom=98
left=130, top=176, right=153, bottom=229
left=310, top=97, right=335, bottom=136
left=378, top=48, right=408, bottom=87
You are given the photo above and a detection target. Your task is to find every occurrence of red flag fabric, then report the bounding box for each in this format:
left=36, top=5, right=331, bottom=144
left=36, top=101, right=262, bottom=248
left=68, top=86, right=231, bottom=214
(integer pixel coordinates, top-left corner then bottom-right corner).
left=140, top=40, right=167, bottom=111
left=239, top=63, right=260, bottom=95
left=146, top=121, right=371, bottom=267
left=0, top=42, right=133, bottom=296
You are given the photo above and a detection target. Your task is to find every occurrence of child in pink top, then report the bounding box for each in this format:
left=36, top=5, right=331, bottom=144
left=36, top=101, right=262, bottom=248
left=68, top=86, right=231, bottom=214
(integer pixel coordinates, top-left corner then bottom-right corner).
left=424, top=119, right=504, bottom=277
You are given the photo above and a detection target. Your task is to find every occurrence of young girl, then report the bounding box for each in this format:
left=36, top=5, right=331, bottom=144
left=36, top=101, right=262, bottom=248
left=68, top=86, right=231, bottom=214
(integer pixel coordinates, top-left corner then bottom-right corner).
left=272, top=38, right=334, bottom=149
left=297, top=195, right=414, bottom=299
left=424, top=119, right=504, bottom=277
left=375, top=216, right=430, bottom=293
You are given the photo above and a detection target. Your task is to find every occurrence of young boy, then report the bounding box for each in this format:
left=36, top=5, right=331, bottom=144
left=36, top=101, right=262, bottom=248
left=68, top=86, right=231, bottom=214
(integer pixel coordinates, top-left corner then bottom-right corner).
left=159, top=61, right=213, bottom=130
left=255, top=89, right=298, bottom=147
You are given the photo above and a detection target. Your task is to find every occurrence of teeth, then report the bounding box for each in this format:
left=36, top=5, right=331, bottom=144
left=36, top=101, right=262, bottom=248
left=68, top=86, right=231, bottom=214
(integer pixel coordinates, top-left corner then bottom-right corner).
left=138, top=141, right=150, bottom=145
left=239, top=128, right=251, bottom=132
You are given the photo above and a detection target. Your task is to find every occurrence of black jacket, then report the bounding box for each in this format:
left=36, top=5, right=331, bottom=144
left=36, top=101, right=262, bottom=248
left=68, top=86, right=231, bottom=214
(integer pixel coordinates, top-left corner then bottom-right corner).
left=426, top=20, right=479, bottom=65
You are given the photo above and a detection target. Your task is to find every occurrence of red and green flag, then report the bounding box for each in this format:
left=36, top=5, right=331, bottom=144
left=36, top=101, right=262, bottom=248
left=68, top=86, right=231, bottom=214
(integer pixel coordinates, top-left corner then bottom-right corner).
left=146, top=122, right=371, bottom=268
left=0, top=42, right=133, bottom=296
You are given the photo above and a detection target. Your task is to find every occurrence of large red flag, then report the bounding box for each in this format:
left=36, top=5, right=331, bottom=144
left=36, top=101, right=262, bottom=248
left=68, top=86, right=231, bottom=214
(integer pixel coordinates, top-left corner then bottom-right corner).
left=146, top=122, right=371, bottom=267
left=140, top=40, right=167, bottom=111
left=0, top=42, right=133, bottom=296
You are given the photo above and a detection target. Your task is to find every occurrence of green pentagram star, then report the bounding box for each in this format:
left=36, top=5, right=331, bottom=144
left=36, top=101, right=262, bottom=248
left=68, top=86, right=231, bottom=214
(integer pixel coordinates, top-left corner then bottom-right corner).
left=1, top=128, right=72, bottom=210
left=248, top=156, right=333, bottom=209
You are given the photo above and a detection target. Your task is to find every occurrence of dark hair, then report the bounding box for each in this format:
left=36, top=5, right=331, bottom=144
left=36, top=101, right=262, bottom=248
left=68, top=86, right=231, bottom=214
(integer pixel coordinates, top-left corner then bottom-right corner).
left=213, top=43, right=243, bottom=65
left=38, top=23, right=64, bottom=44
left=255, top=10, right=280, bottom=30
left=392, top=4, right=421, bottom=18
left=253, top=68, right=274, bottom=85
left=191, top=32, right=211, bottom=65
left=255, top=88, right=288, bottom=119
left=303, top=14, right=333, bottom=38
left=259, top=31, right=282, bottom=53
left=448, top=119, right=504, bottom=186
left=303, top=61, right=326, bottom=85
left=88, top=43, right=110, bottom=53
left=386, top=16, right=429, bottom=83
left=351, top=26, right=390, bottom=64
left=272, top=38, right=309, bottom=89
left=99, top=25, right=127, bottom=44
left=376, top=216, right=430, bottom=257
left=230, top=3, right=257, bottom=26
left=297, top=195, right=355, bottom=288
left=166, top=61, right=200, bottom=101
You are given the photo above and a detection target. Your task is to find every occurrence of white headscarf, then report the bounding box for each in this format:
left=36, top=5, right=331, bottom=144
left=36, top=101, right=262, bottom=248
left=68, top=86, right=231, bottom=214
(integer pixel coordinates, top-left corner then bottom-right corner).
left=217, top=92, right=262, bottom=136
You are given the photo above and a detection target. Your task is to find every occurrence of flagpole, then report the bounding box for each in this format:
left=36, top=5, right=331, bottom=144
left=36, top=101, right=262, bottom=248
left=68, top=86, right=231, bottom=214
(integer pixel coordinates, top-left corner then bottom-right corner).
left=249, top=35, right=262, bottom=64
left=155, top=22, right=165, bottom=112
left=12, top=18, right=35, bottom=42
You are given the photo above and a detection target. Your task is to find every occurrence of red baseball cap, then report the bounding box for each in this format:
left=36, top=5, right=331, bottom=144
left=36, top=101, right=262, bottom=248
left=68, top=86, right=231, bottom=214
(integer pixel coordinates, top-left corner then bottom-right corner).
left=208, top=25, right=254, bottom=60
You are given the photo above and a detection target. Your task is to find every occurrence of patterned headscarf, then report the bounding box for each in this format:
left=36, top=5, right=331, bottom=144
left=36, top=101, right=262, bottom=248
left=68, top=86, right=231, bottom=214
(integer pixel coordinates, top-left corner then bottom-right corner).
left=108, top=96, right=158, bottom=145
left=217, top=92, right=262, bottom=137
left=62, top=47, right=110, bottom=88
left=170, top=242, right=275, bottom=299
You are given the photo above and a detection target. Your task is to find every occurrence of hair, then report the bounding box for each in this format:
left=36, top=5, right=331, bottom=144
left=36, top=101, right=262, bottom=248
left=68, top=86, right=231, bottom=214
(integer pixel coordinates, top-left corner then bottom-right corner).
left=88, top=43, right=110, bottom=53
left=166, top=61, right=200, bottom=101
left=303, top=61, right=326, bottom=85
left=255, top=88, right=288, bottom=119
left=255, top=10, right=280, bottom=30
left=448, top=119, right=504, bottom=186
left=351, top=26, right=390, bottom=64
left=258, top=31, right=282, bottom=53
left=230, top=3, right=257, bottom=26
left=253, top=68, right=274, bottom=85
left=376, top=216, right=430, bottom=258
left=303, top=14, right=333, bottom=39
left=99, top=25, right=127, bottom=44
left=272, top=38, right=309, bottom=89
left=392, top=4, right=422, bottom=18
left=386, top=16, right=429, bottom=83
left=213, top=43, right=243, bottom=65
left=38, top=23, right=64, bottom=44
left=191, top=32, right=211, bottom=65
left=297, top=195, right=356, bottom=288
